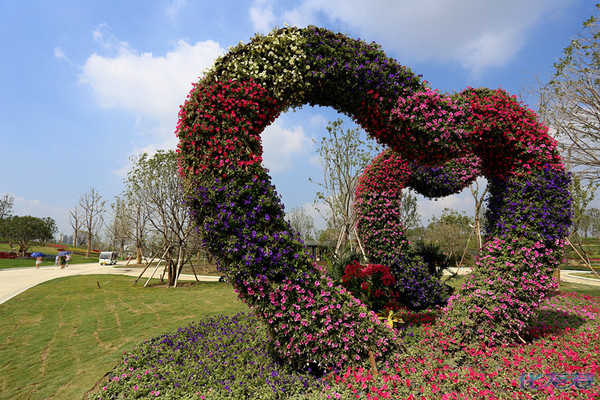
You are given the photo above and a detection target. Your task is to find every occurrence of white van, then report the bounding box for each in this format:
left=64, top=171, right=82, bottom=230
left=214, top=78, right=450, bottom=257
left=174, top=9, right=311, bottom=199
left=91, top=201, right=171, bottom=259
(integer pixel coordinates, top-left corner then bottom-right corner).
left=99, top=251, right=118, bottom=265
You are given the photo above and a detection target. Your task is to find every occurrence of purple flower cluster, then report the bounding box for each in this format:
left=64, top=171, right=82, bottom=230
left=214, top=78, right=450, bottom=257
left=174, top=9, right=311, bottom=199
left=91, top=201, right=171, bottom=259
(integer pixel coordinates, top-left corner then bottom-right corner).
left=484, top=166, right=573, bottom=243
left=95, top=314, right=325, bottom=399
left=189, top=169, right=307, bottom=282
left=407, top=154, right=481, bottom=198
left=301, top=26, right=423, bottom=117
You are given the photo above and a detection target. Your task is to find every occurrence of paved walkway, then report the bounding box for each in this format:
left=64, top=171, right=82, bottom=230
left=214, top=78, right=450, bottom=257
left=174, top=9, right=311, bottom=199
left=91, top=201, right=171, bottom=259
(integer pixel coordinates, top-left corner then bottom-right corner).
left=444, top=267, right=600, bottom=287
left=0, top=262, right=220, bottom=305
left=1, top=264, right=598, bottom=306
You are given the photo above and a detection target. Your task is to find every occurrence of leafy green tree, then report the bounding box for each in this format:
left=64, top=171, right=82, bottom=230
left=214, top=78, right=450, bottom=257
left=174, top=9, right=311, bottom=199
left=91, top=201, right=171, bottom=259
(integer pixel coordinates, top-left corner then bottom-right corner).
left=0, top=215, right=57, bottom=254
left=424, top=208, right=474, bottom=262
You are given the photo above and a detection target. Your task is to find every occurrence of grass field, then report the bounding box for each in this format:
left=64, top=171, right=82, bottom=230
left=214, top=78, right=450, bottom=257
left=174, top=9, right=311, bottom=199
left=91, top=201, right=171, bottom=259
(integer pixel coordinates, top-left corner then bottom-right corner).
left=0, top=275, right=246, bottom=400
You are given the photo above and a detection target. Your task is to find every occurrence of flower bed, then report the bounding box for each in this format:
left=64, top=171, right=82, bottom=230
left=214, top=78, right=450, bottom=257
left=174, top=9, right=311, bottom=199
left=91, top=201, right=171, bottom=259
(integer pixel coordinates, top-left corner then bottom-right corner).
left=94, top=292, right=600, bottom=399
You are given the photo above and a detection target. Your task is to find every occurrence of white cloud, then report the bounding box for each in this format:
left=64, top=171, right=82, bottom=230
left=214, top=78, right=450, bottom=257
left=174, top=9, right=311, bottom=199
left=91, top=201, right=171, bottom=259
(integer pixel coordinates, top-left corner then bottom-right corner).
left=309, top=113, right=328, bottom=128
left=249, top=0, right=276, bottom=33
left=272, top=0, right=570, bottom=75
left=53, top=47, right=69, bottom=61
left=166, top=0, right=187, bottom=20
left=80, top=38, right=222, bottom=122
left=80, top=31, right=224, bottom=159
left=262, top=120, right=313, bottom=173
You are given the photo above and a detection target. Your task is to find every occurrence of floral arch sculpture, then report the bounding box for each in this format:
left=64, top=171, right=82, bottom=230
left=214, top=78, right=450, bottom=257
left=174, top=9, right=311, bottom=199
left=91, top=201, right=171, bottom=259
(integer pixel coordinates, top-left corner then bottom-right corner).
left=175, top=26, right=572, bottom=371
left=354, top=151, right=482, bottom=311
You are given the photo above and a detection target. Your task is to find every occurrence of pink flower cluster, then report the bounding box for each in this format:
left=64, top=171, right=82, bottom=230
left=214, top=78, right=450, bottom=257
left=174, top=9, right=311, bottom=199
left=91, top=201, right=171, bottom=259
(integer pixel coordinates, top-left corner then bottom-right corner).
left=174, top=26, right=573, bottom=376
left=237, top=275, right=401, bottom=369
left=391, top=87, right=468, bottom=164
left=354, top=150, right=412, bottom=265
left=438, top=236, right=565, bottom=346
left=320, top=293, right=600, bottom=399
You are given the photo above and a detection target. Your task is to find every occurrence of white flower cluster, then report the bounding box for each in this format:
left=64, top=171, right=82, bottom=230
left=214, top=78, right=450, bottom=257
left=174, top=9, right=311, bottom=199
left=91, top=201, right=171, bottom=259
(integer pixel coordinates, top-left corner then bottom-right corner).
left=212, top=27, right=311, bottom=109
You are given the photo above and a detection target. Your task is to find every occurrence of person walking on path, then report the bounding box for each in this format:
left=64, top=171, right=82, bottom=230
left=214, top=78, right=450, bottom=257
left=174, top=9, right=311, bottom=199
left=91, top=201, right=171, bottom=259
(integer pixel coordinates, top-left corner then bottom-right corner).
left=55, top=255, right=59, bottom=267
left=65, top=253, right=71, bottom=267
left=35, top=257, right=42, bottom=269
left=59, top=256, right=66, bottom=269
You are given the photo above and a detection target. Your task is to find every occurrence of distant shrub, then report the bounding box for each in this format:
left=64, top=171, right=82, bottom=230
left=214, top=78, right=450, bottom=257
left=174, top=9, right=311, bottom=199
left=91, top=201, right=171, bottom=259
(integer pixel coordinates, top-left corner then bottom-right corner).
left=0, top=251, right=17, bottom=259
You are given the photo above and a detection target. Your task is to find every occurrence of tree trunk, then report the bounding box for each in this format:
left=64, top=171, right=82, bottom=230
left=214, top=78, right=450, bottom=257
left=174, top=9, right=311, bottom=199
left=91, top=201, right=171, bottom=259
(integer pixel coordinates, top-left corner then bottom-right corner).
left=136, top=246, right=143, bottom=264
left=174, top=245, right=185, bottom=287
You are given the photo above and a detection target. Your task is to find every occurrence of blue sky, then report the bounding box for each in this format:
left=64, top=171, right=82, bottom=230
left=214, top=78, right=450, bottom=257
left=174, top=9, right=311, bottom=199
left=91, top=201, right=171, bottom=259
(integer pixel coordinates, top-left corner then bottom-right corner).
left=0, top=0, right=596, bottom=237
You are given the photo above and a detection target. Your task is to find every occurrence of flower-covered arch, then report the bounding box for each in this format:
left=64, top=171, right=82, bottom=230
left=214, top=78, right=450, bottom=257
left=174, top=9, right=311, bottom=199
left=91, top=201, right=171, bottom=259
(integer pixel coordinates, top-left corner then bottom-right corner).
left=175, top=26, right=572, bottom=370
left=354, top=151, right=482, bottom=311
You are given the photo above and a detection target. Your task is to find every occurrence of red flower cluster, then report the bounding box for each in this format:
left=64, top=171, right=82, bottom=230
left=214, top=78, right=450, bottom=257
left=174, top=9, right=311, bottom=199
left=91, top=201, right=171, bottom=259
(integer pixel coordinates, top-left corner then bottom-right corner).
left=176, top=79, right=282, bottom=179
left=462, top=87, right=563, bottom=179
left=321, top=293, right=600, bottom=399
left=341, top=260, right=398, bottom=311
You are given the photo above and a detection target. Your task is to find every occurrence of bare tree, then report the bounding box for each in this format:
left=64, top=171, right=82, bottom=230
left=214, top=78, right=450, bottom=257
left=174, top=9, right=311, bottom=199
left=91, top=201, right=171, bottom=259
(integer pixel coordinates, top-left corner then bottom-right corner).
left=0, top=194, right=14, bottom=220
left=79, top=188, right=106, bottom=257
left=124, top=150, right=197, bottom=286
left=106, top=196, right=132, bottom=257
left=68, top=205, right=83, bottom=247
left=310, top=119, right=381, bottom=257
left=469, top=180, right=488, bottom=248
left=285, top=206, right=315, bottom=241
left=399, top=190, right=421, bottom=232
left=539, top=6, right=600, bottom=182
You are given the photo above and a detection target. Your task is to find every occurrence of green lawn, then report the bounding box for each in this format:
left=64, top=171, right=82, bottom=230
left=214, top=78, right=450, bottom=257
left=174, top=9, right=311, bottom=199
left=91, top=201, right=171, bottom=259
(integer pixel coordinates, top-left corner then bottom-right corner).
left=0, top=275, right=247, bottom=400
